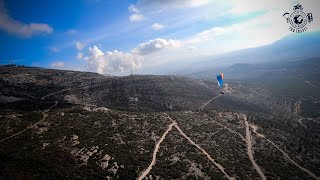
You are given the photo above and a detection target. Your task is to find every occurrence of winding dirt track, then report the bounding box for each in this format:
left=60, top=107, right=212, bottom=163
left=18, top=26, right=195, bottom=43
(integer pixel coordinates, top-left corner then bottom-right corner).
left=211, top=118, right=246, bottom=142
left=264, top=138, right=320, bottom=180
left=41, top=88, right=71, bottom=100
left=299, top=118, right=320, bottom=128
left=250, top=121, right=320, bottom=180
left=1, top=75, right=101, bottom=143
left=244, top=115, right=266, bottom=180
left=138, top=122, right=176, bottom=180
left=138, top=81, right=320, bottom=180
left=174, top=124, right=235, bottom=180
left=138, top=115, right=235, bottom=180
left=0, top=101, right=58, bottom=143
left=305, top=81, right=319, bottom=88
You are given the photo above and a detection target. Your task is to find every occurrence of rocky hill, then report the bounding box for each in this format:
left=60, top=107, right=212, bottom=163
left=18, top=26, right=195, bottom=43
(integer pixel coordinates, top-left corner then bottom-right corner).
left=0, top=65, right=319, bottom=180
left=0, top=65, right=219, bottom=112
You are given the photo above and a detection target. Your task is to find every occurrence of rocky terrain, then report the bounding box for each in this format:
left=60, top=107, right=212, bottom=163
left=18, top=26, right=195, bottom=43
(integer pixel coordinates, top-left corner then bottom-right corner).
left=0, top=65, right=319, bottom=179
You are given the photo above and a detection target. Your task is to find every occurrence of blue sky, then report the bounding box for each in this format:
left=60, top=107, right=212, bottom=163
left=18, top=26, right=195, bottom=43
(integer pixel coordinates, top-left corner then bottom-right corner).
left=0, top=0, right=319, bottom=75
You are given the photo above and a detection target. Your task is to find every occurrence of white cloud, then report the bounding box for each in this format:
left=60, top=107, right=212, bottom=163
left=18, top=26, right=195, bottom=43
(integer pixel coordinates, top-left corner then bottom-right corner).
left=49, top=46, right=60, bottom=52
left=178, top=1, right=319, bottom=56
left=83, top=46, right=143, bottom=74
left=223, top=3, right=319, bottom=47
left=152, top=23, right=165, bottom=30
left=0, top=0, right=53, bottom=37
left=51, top=61, right=65, bottom=69
left=66, top=29, right=77, bottom=35
left=77, top=52, right=84, bottom=60
left=128, top=4, right=145, bottom=23
left=228, top=0, right=294, bottom=14
left=129, top=13, right=145, bottom=22
left=75, top=41, right=85, bottom=50
left=80, top=37, right=182, bottom=74
left=133, top=38, right=180, bottom=55
left=185, top=0, right=210, bottom=7
left=67, top=0, right=320, bottom=75
left=136, top=0, right=210, bottom=9
left=184, top=27, right=227, bottom=44
left=128, top=5, right=140, bottom=13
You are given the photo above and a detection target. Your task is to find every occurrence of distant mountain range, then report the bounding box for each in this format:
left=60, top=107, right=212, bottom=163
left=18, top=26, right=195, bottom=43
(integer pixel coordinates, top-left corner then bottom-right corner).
left=179, top=31, right=320, bottom=78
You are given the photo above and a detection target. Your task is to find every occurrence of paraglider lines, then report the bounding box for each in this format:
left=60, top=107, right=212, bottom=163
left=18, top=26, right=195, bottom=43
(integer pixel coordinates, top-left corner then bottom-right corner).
left=199, top=83, right=232, bottom=110
left=200, top=94, right=222, bottom=110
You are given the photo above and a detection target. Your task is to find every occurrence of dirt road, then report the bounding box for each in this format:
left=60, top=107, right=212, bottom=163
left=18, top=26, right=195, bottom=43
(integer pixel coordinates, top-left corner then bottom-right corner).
left=174, top=124, right=235, bottom=180
left=138, top=121, right=176, bottom=180
left=299, top=118, right=320, bottom=128
left=0, top=101, right=58, bottom=143
left=138, top=115, right=235, bottom=180
left=250, top=120, right=320, bottom=180
left=305, top=81, right=319, bottom=88
left=244, top=115, right=266, bottom=180
left=41, top=88, right=71, bottom=100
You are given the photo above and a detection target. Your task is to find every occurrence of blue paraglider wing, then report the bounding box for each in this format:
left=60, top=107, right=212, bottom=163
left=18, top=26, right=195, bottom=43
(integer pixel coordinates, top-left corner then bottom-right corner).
left=216, top=74, right=224, bottom=88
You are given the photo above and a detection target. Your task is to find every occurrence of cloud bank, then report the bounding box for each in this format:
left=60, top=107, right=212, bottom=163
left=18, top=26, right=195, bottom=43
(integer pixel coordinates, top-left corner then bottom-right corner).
left=0, top=0, right=53, bottom=37
left=76, top=41, right=85, bottom=50
left=129, top=13, right=145, bottom=22
left=152, top=23, right=164, bottom=30
left=51, top=61, right=64, bottom=69
left=136, top=0, right=210, bottom=9
left=81, top=38, right=180, bottom=74
left=83, top=46, right=143, bottom=74
left=133, top=38, right=180, bottom=55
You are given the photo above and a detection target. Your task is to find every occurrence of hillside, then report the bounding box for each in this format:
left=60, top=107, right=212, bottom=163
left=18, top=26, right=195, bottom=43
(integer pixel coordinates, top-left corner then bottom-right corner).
left=0, top=65, right=220, bottom=112
left=0, top=65, right=320, bottom=180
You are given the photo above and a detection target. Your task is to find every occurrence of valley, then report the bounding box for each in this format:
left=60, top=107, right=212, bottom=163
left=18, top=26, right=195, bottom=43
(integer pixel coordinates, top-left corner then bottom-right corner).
left=0, top=65, right=319, bottom=179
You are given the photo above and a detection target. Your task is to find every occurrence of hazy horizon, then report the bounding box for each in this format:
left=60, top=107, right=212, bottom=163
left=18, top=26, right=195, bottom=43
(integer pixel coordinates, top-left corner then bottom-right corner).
left=1, top=0, right=320, bottom=76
